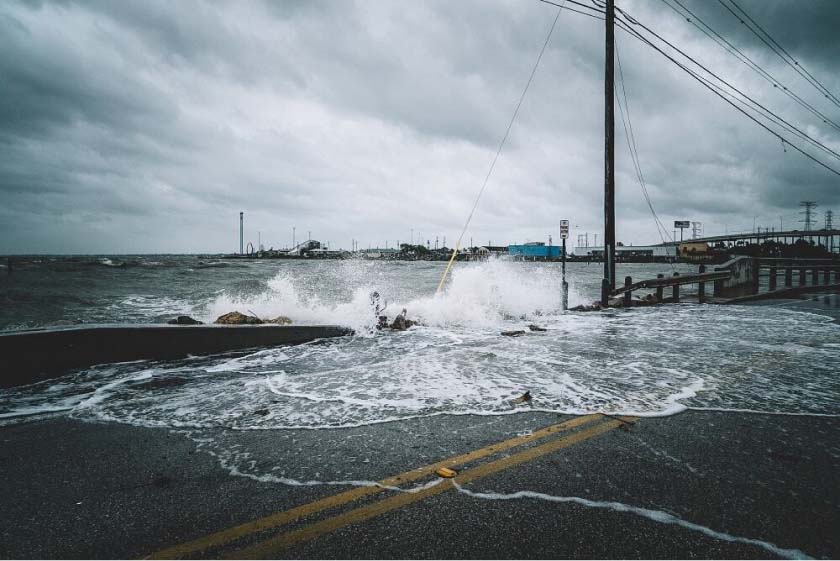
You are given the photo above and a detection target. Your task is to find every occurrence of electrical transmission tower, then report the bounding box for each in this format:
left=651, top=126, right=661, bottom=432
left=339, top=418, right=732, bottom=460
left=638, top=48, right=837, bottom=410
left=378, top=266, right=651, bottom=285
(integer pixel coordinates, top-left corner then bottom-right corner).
left=826, top=210, right=834, bottom=230
left=800, top=201, right=818, bottom=231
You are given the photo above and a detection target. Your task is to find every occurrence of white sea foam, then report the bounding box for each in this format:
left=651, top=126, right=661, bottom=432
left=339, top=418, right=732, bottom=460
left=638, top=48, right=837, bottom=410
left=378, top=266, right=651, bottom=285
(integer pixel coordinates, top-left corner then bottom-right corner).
left=452, top=481, right=811, bottom=560
left=2, top=261, right=839, bottom=429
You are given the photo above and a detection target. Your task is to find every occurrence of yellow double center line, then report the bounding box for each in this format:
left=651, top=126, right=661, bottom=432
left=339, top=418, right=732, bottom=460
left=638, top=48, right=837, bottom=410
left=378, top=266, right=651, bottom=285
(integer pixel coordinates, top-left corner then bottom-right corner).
left=149, top=413, right=635, bottom=559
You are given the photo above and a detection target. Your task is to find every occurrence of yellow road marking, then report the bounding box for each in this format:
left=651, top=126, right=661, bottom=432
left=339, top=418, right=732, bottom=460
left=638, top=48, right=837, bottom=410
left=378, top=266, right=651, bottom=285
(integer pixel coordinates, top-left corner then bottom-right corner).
left=227, top=417, right=637, bottom=559
left=148, top=413, right=603, bottom=559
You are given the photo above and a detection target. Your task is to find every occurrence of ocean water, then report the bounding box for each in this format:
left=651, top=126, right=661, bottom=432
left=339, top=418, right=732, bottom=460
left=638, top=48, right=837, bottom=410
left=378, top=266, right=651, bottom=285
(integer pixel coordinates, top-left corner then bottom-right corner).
left=1, top=255, right=839, bottom=429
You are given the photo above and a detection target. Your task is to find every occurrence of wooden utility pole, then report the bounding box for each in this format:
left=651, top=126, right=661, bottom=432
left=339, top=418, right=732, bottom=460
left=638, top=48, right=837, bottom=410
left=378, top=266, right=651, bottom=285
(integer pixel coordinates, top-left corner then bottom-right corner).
left=602, top=0, right=616, bottom=306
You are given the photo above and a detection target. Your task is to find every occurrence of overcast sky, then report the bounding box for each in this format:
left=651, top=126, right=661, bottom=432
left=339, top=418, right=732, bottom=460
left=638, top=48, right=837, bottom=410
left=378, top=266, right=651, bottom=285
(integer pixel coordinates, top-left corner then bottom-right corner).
left=1, top=0, right=839, bottom=254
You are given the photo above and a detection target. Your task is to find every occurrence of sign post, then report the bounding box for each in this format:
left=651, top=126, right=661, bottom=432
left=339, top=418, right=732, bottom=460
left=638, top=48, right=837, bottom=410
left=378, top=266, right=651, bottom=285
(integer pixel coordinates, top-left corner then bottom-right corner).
left=560, top=220, right=569, bottom=310
left=674, top=220, right=690, bottom=242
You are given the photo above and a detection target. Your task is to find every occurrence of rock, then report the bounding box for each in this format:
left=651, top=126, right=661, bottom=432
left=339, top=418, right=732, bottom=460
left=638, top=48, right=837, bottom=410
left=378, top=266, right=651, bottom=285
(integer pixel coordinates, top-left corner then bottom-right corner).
left=390, top=308, right=412, bottom=331
left=254, top=408, right=270, bottom=416
left=512, top=391, right=532, bottom=404
left=501, top=330, right=526, bottom=337
left=266, top=316, right=293, bottom=325
left=214, top=311, right=263, bottom=325
left=608, top=296, right=624, bottom=307
left=528, top=324, right=546, bottom=332
left=167, top=315, right=203, bottom=325
left=570, top=301, right=603, bottom=312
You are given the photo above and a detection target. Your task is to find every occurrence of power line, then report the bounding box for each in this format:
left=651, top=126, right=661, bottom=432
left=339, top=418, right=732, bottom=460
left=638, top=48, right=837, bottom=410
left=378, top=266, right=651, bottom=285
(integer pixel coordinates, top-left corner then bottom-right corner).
left=537, top=0, right=604, bottom=21
left=437, top=1, right=568, bottom=292
left=660, top=0, right=840, bottom=133
left=612, top=11, right=840, bottom=178
left=614, top=38, right=672, bottom=243
left=613, top=6, right=840, bottom=165
left=718, top=0, right=840, bottom=109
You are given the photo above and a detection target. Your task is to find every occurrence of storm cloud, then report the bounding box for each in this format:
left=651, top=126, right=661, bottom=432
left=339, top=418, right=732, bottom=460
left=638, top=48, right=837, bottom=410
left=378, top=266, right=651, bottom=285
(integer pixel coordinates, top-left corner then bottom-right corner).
left=1, top=0, right=839, bottom=253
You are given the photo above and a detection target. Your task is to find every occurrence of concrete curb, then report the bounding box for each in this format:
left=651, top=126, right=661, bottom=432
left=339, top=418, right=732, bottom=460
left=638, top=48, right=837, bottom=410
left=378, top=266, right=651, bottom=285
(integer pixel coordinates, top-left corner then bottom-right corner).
left=0, top=324, right=353, bottom=388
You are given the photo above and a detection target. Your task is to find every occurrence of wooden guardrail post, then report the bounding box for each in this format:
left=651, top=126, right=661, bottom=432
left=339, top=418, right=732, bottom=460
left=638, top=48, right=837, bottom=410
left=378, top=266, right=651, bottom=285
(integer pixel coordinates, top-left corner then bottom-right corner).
left=713, top=273, right=724, bottom=297
left=698, top=265, right=706, bottom=303
left=672, top=272, right=680, bottom=303
left=785, top=267, right=792, bottom=287
left=624, top=276, right=632, bottom=307
left=768, top=267, right=777, bottom=291
left=799, top=268, right=806, bottom=285
left=656, top=273, right=664, bottom=302
left=812, top=267, right=819, bottom=285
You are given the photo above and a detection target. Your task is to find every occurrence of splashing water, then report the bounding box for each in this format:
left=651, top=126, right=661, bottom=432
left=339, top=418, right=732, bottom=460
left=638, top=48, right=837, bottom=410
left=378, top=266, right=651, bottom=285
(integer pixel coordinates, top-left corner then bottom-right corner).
left=1, top=259, right=839, bottom=430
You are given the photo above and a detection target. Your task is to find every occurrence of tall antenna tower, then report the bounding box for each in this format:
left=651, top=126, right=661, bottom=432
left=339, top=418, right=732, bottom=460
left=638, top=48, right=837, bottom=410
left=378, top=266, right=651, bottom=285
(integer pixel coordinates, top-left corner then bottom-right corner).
left=691, top=221, right=703, bottom=239
left=826, top=210, right=834, bottom=230
left=800, top=201, right=817, bottom=231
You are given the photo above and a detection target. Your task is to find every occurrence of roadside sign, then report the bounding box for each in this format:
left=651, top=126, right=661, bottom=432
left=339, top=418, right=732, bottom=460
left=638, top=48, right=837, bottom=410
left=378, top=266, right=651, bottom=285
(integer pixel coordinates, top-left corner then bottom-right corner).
left=559, top=220, right=569, bottom=239
left=674, top=220, right=690, bottom=229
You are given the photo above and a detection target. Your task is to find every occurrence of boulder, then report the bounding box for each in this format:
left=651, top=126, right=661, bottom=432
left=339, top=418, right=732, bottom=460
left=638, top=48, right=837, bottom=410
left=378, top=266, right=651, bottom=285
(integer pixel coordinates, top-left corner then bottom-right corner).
left=570, top=301, right=603, bottom=312
left=390, top=308, right=414, bottom=331
left=511, top=391, right=532, bottom=404
left=214, top=311, right=263, bottom=325
left=501, top=330, right=526, bottom=337
left=527, top=324, right=547, bottom=332
left=167, top=315, right=203, bottom=325
left=266, top=316, right=293, bottom=325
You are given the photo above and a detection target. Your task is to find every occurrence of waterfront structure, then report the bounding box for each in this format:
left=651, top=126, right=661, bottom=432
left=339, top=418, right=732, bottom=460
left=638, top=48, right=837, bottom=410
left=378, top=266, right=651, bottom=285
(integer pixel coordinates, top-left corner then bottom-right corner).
left=508, top=242, right=563, bottom=260
left=574, top=245, right=676, bottom=259
left=475, top=246, right=508, bottom=258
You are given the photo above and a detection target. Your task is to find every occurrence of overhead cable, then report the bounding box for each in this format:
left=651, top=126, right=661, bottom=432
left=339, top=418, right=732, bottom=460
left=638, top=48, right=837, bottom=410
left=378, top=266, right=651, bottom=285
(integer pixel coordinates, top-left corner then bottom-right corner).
left=718, top=0, right=840, bottom=109
left=614, top=40, right=672, bottom=243
left=436, top=1, right=567, bottom=293
left=660, top=0, right=840, bottom=133
left=613, top=4, right=840, bottom=165
left=613, top=17, right=840, bottom=178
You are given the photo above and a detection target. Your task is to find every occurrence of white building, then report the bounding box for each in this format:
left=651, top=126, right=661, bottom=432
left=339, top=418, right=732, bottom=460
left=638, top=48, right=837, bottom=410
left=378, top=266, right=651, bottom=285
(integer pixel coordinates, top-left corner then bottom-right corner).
left=572, top=245, right=676, bottom=258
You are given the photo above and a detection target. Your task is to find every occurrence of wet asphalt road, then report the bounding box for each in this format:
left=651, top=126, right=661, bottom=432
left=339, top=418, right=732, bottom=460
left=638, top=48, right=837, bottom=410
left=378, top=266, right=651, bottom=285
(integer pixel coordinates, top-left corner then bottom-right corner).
left=1, top=409, right=838, bottom=559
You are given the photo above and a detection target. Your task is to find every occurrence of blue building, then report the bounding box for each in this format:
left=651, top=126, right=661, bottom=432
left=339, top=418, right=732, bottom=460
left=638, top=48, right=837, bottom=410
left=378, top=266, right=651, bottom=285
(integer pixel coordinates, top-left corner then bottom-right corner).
left=508, top=242, right=563, bottom=260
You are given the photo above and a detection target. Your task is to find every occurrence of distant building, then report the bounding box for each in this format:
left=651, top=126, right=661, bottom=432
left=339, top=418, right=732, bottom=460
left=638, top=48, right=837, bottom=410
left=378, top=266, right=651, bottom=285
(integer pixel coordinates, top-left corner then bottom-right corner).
left=678, top=242, right=710, bottom=262
left=573, top=245, right=676, bottom=259
left=508, top=243, right=563, bottom=260
left=476, top=246, right=508, bottom=257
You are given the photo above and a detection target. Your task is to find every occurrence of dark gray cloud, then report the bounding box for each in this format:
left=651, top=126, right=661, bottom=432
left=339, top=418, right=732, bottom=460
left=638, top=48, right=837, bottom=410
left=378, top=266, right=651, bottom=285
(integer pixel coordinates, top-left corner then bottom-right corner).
left=0, top=0, right=838, bottom=254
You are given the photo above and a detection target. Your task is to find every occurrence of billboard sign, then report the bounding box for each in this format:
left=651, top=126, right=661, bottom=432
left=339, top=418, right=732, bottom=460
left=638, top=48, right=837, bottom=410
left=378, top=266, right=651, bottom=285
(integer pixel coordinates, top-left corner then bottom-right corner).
left=674, top=220, right=690, bottom=229
left=559, top=220, right=569, bottom=239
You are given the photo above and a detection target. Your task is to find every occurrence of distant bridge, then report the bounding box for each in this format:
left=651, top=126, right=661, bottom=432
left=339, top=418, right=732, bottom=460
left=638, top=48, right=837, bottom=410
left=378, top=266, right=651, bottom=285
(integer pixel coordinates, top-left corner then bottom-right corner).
left=662, top=228, right=840, bottom=249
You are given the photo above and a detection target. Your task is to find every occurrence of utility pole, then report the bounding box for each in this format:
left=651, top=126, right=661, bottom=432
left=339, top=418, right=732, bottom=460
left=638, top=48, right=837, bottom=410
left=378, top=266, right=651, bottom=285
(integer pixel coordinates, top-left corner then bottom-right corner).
left=602, top=0, right=616, bottom=306
left=292, top=226, right=296, bottom=249
left=239, top=212, right=244, bottom=255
